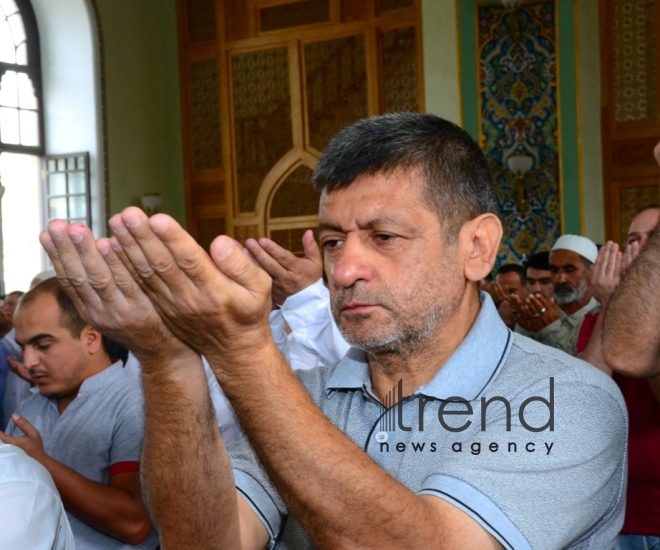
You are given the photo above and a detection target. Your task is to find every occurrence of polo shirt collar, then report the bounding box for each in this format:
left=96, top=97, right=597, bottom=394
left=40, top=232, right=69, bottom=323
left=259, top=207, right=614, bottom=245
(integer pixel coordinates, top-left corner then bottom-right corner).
left=77, top=361, right=125, bottom=396
left=326, top=292, right=512, bottom=402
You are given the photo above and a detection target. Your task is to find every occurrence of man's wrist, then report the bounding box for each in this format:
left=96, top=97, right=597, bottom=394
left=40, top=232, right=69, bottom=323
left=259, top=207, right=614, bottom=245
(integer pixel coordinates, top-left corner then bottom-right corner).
left=134, top=342, right=200, bottom=375
left=206, top=334, right=285, bottom=388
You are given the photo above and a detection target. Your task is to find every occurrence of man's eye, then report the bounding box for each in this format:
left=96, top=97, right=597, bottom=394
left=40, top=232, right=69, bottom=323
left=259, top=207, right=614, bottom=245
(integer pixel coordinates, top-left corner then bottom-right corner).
left=627, top=237, right=639, bottom=246
left=374, top=234, right=396, bottom=243
left=36, top=344, right=50, bottom=352
left=322, top=239, right=343, bottom=250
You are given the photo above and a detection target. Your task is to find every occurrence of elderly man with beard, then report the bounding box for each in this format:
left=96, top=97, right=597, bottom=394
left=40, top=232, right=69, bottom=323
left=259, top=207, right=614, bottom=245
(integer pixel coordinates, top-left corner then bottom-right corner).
left=40, top=113, right=625, bottom=549
left=515, top=235, right=599, bottom=356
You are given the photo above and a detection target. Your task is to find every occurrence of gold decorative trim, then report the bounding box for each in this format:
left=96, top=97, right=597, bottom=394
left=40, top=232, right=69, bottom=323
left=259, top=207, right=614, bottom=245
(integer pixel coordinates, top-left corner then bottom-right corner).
left=574, top=0, right=585, bottom=235
left=454, top=0, right=463, bottom=126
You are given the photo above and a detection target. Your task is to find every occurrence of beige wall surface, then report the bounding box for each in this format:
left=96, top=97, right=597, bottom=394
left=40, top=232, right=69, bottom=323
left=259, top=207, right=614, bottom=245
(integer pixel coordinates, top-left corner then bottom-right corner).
left=94, top=0, right=186, bottom=224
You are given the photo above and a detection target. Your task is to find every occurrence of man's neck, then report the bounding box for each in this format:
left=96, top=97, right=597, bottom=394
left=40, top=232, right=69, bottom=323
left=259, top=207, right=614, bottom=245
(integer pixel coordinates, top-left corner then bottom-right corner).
left=561, top=292, right=593, bottom=316
left=57, top=389, right=80, bottom=414
left=56, top=354, right=113, bottom=414
left=368, top=292, right=482, bottom=402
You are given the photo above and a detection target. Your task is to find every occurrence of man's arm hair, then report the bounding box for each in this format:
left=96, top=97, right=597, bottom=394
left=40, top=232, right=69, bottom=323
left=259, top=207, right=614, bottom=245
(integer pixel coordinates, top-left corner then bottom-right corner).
left=139, top=351, right=268, bottom=549
left=212, top=344, right=501, bottom=550
left=603, top=225, right=660, bottom=376
left=34, top=456, right=151, bottom=544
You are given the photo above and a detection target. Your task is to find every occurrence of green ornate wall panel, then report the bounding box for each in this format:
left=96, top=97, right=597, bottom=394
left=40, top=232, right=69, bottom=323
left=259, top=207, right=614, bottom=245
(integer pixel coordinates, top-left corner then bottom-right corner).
left=459, top=0, right=581, bottom=266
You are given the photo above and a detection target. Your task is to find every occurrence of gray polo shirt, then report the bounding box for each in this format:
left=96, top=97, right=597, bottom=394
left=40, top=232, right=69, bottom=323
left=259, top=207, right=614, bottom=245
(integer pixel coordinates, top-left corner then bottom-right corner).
left=230, top=294, right=626, bottom=549
left=7, top=362, right=159, bottom=550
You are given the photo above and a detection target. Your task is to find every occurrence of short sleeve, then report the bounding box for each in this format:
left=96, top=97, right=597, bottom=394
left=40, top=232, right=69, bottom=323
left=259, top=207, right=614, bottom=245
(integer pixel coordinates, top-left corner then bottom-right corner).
left=419, top=374, right=627, bottom=549
left=229, top=436, right=287, bottom=545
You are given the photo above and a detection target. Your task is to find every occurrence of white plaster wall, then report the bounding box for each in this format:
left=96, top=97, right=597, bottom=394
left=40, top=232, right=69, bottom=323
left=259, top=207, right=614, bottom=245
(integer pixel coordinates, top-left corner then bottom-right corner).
left=30, top=0, right=105, bottom=237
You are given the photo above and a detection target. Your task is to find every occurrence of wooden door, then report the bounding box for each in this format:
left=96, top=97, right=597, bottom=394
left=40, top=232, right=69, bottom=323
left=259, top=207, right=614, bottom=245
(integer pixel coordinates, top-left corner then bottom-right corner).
left=177, top=0, right=423, bottom=253
left=600, top=0, right=660, bottom=244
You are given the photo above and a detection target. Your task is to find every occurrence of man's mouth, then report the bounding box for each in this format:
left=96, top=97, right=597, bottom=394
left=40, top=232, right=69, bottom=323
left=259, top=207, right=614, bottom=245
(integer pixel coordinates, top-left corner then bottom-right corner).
left=554, top=285, right=574, bottom=294
left=30, top=371, right=48, bottom=383
left=341, top=302, right=375, bottom=313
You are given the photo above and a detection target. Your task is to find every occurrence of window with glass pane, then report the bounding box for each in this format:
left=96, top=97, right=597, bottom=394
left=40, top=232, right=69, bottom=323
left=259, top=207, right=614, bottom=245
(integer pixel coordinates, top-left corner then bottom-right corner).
left=0, top=0, right=43, bottom=154
left=43, top=152, right=91, bottom=227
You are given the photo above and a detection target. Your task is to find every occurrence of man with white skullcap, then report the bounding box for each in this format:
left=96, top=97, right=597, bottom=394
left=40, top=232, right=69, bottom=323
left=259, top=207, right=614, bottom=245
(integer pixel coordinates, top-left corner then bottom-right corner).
left=515, top=234, right=600, bottom=356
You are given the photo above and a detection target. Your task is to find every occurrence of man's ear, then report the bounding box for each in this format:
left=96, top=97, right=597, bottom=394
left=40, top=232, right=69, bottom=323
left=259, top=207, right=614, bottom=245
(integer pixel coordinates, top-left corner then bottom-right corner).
left=82, top=325, right=104, bottom=355
left=458, top=213, right=503, bottom=282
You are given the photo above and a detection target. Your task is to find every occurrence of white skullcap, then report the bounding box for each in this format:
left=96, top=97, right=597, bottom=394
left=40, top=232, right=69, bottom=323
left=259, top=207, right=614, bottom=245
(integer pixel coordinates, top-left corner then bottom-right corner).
left=551, top=235, right=598, bottom=263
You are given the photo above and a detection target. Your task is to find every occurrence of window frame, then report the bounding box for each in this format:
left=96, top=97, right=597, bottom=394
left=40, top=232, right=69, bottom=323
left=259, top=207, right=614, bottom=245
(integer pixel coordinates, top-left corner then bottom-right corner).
left=42, top=152, right=92, bottom=228
left=0, top=0, right=44, bottom=155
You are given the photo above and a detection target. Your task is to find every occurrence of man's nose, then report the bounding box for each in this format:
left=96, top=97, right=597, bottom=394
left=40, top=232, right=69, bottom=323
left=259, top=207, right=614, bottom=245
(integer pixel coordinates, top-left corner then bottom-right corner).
left=554, top=271, right=567, bottom=284
left=329, top=237, right=375, bottom=288
left=22, top=347, right=39, bottom=369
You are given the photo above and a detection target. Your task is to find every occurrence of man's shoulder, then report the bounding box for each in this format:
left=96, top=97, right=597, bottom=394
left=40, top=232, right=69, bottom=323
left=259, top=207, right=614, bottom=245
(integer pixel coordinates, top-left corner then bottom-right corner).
left=0, top=442, right=55, bottom=487
left=295, top=364, right=334, bottom=397
left=14, top=390, right=50, bottom=416
left=502, top=332, right=625, bottom=406
left=85, top=365, right=144, bottom=404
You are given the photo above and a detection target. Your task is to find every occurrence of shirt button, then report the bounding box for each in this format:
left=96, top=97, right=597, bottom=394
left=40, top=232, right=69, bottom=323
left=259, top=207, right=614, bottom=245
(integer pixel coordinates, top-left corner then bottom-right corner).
left=375, top=431, right=388, bottom=443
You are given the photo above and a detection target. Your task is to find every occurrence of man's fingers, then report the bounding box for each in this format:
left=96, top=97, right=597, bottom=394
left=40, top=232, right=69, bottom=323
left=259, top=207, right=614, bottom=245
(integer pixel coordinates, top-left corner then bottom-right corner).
left=242, top=246, right=261, bottom=268
left=66, top=223, right=130, bottom=304
left=610, top=250, right=622, bottom=280
left=622, top=241, right=640, bottom=274
left=97, top=238, right=148, bottom=302
left=109, top=209, right=179, bottom=298
left=39, top=226, right=66, bottom=279
left=0, top=430, right=17, bottom=445
left=602, top=242, right=619, bottom=279
left=526, top=294, right=543, bottom=312
left=8, top=358, right=31, bottom=382
left=244, top=238, right=287, bottom=279
left=10, top=414, right=38, bottom=437
left=301, top=230, right=322, bottom=265
left=40, top=221, right=103, bottom=313
left=143, top=210, right=225, bottom=289
left=210, top=235, right=271, bottom=295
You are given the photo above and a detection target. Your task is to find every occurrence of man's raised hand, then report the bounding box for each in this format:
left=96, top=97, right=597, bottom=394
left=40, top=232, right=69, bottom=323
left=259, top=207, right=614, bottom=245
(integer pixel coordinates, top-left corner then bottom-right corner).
left=588, top=241, right=622, bottom=307
left=39, top=218, right=193, bottom=366
left=106, top=208, right=273, bottom=367
left=245, top=229, right=323, bottom=306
